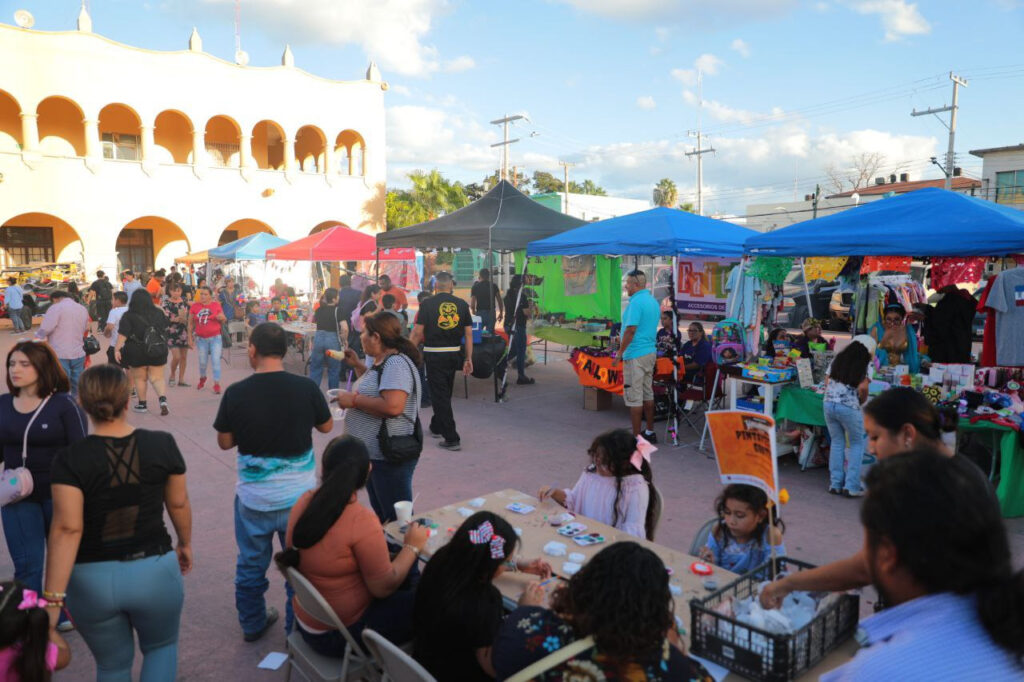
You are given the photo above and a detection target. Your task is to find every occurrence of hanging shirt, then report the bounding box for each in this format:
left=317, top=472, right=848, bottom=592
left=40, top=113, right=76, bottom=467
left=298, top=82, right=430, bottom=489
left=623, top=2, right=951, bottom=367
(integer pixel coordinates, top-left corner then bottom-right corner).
left=977, top=278, right=998, bottom=367
left=726, top=264, right=762, bottom=328
left=983, top=268, right=1024, bottom=366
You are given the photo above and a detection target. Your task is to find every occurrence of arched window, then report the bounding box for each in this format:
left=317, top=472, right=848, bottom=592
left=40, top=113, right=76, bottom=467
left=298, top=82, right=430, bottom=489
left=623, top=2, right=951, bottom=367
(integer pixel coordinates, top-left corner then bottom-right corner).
left=294, top=125, right=326, bottom=173
left=98, top=103, right=142, bottom=161
left=0, top=213, right=83, bottom=267
left=335, top=129, right=365, bottom=176
left=154, top=110, right=193, bottom=164
left=204, top=115, right=241, bottom=168
left=0, top=90, right=22, bottom=153
left=117, top=217, right=191, bottom=273
left=251, top=120, right=285, bottom=170
left=36, top=96, right=86, bottom=157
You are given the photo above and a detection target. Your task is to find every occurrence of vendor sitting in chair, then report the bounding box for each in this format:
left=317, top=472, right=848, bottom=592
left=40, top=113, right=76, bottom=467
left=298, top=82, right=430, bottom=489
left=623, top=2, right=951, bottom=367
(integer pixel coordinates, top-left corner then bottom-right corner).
left=793, top=318, right=829, bottom=357
left=680, top=322, right=712, bottom=386
left=656, top=311, right=681, bottom=357
left=871, top=303, right=922, bottom=374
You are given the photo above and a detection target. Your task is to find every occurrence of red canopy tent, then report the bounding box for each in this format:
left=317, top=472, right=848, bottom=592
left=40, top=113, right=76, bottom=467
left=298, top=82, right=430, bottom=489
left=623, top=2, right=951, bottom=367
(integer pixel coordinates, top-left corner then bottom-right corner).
left=266, top=225, right=415, bottom=262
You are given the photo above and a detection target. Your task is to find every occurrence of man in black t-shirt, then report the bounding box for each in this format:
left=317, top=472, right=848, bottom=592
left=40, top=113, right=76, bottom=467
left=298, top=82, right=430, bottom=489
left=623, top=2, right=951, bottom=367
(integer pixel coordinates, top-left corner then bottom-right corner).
left=470, top=268, right=503, bottom=333
left=88, top=270, right=114, bottom=330
left=411, top=271, right=473, bottom=450
left=213, top=323, right=332, bottom=642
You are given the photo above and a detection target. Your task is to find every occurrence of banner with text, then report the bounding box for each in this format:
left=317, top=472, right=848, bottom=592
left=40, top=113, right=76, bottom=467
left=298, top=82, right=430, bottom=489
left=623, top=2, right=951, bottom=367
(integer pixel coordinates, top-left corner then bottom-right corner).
left=705, top=410, right=780, bottom=503
left=675, top=257, right=739, bottom=316
left=569, top=349, right=624, bottom=394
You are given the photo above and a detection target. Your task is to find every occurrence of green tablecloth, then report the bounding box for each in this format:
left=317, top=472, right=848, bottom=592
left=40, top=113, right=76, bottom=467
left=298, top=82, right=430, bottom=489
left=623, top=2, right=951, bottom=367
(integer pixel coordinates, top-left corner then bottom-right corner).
left=532, top=326, right=609, bottom=348
left=776, top=385, right=1024, bottom=518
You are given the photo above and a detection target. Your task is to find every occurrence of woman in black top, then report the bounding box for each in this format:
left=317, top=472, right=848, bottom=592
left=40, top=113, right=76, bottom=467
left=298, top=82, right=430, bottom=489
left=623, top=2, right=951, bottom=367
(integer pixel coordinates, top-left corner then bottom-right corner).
left=0, top=340, right=87, bottom=631
left=45, top=364, right=192, bottom=681
left=493, top=542, right=713, bottom=681
left=309, top=287, right=343, bottom=390
left=413, top=511, right=551, bottom=681
left=503, top=275, right=534, bottom=384
left=115, top=289, right=170, bottom=415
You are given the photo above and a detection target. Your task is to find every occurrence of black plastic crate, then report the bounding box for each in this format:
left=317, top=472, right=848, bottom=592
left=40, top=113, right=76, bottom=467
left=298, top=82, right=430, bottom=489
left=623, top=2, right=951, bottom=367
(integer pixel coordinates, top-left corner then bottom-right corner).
left=689, top=557, right=859, bottom=682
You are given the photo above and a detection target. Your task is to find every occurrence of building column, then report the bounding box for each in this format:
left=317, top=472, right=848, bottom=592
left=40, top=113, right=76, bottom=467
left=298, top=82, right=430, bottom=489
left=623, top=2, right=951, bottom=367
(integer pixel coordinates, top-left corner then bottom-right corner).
left=323, top=144, right=334, bottom=176
left=139, top=124, right=154, bottom=161
left=19, top=113, right=39, bottom=151
left=283, top=139, right=296, bottom=172
left=359, top=144, right=366, bottom=176
left=83, top=119, right=100, bottom=159
left=191, top=129, right=206, bottom=178
left=239, top=134, right=252, bottom=169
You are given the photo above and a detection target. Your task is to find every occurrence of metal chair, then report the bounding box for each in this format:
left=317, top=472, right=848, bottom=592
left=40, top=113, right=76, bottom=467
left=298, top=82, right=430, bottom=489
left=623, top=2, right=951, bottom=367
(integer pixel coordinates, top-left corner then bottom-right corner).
left=284, top=567, right=379, bottom=682
left=689, top=517, right=719, bottom=556
left=361, top=629, right=437, bottom=682
left=678, top=361, right=724, bottom=446
left=223, top=320, right=248, bottom=365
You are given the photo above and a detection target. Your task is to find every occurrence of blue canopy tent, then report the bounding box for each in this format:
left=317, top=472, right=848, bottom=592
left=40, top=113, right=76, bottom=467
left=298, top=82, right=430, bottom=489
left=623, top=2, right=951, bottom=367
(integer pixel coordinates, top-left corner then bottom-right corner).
left=209, top=233, right=289, bottom=260
left=745, top=187, right=1024, bottom=257
left=527, top=208, right=758, bottom=446
left=527, top=206, right=757, bottom=257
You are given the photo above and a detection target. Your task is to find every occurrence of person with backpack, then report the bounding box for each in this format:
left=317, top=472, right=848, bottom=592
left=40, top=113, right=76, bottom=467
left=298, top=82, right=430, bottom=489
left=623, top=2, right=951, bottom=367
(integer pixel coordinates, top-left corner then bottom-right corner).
left=114, top=289, right=171, bottom=415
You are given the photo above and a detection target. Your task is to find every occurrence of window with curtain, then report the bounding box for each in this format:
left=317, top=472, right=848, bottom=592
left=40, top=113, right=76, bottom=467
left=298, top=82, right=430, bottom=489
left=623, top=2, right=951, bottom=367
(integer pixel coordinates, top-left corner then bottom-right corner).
left=995, top=170, right=1024, bottom=205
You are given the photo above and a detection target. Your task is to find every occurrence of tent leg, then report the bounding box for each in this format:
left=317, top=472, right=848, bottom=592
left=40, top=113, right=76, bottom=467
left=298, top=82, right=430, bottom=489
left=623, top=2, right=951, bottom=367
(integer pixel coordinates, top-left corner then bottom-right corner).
left=800, top=257, right=814, bottom=326
left=669, top=256, right=679, bottom=447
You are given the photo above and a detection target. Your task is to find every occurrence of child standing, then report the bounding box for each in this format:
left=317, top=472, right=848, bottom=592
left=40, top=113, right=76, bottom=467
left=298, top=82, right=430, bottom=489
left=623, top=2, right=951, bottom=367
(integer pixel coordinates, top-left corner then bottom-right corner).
left=700, top=484, right=785, bottom=576
left=539, top=428, right=662, bottom=540
left=0, top=579, right=71, bottom=681
left=413, top=511, right=551, bottom=681
left=824, top=335, right=875, bottom=498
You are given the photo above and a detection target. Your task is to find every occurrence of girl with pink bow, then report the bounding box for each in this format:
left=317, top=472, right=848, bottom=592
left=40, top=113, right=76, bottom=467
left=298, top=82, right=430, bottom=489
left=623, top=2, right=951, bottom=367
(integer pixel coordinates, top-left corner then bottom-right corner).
left=0, top=579, right=71, bottom=681
left=539, top=428, right=662, bottom=540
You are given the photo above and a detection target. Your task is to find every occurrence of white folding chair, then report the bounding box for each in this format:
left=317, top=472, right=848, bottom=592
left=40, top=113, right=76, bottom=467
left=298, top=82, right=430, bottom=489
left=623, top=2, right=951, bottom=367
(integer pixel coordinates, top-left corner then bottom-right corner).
left=361, top=629, right=437, bottom=682
left=223, top=320, right=248, bottom=365
left=284, top=568, right=379, bottom=682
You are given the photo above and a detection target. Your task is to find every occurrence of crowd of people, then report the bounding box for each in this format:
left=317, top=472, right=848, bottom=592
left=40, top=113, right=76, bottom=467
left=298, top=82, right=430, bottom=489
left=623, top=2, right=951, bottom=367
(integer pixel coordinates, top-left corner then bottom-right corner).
left=1, top=266, right=1022, bottom=682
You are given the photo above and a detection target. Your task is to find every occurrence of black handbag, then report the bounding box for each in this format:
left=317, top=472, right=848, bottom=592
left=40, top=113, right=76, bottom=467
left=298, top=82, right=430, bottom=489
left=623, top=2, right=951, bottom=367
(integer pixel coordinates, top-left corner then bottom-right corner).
left=82, top=334, right=101, bottom=355
left=373, top=354, right=423, bottom=463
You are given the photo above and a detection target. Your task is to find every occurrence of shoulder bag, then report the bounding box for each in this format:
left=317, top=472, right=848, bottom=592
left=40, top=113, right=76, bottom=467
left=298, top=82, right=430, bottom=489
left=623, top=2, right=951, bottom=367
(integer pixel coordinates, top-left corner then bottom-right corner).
left=372, top=354, right=422, bottom=463
left=0, top=395, right=53, bottom=507
left=504, top=635, right=596, bottom=682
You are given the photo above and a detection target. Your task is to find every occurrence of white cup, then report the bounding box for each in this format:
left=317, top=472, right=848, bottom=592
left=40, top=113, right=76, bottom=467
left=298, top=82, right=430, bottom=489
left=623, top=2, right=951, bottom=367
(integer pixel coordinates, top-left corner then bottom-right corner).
left=326, top=389, right=345, bottom=421
left=394, top=500, right=413, bottom=525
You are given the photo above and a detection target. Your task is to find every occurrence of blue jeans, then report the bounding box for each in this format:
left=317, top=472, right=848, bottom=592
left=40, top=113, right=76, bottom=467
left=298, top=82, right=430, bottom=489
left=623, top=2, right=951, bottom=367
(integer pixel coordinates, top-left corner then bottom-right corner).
left=366, top=458, right=418, bottom=524
left=234, top=496, right=295, bottom=636
left=195, top=334, right=222, bottom=381
left=67, top=552, right=183, bottom=682
left=309, top=330, right=341, bottom=390
left=824, top=401, right=866, bottom=494
left=478, top=309, right=495, bottom=333
left=9, top=306, right=26, bottom=331
left=1, top=499, right=69, bottom=626
left=59, top=356, right=86, bottom=397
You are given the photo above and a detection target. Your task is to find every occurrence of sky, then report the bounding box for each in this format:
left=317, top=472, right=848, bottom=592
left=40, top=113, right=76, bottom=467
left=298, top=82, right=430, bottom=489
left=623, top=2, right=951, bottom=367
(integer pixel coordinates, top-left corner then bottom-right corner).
left=8, top=0, right=1024, bottom=216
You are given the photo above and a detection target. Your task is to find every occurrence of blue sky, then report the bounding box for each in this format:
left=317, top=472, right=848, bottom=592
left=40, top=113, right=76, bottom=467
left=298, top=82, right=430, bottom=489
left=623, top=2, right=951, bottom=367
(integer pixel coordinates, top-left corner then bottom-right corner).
left=8, top=1, right=1024, bottom=215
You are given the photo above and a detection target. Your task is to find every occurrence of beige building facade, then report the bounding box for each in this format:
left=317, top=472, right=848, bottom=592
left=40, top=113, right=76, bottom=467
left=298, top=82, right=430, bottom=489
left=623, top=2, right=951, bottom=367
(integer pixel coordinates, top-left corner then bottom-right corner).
left=0, top=7, right=387, bottom=276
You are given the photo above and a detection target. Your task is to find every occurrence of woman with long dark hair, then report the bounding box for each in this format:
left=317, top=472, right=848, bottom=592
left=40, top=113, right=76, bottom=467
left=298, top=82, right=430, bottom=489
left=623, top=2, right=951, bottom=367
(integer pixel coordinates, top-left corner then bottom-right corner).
left=309, top=287, right=343, bottom=390
left=275, top=436, right=428, bottom=656
left=493, top=542, right=712, bottom=680
left=863, top=387, right=958, bottom=458
left=115, top=289, right=170, bottom=415
left=45, top=364, right=192, bottom=681
left=163, top=282, right=191, bottom=388
left=823, top=336, right=875, bottom=497
left=0, top=340, right=86, bottom=633
left=413, top=511, right=551, bottom=680
left=336, top=311, right=423, bottom=522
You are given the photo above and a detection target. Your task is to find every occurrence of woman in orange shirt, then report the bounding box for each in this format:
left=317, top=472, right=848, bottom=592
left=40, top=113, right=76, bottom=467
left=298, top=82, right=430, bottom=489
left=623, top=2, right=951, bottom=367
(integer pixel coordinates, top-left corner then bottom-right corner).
left=275, top=436, right=428, bottom=655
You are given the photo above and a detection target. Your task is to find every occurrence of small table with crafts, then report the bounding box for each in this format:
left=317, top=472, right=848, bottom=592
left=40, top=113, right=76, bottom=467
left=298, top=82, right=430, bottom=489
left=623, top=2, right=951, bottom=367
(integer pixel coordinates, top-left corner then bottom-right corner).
left=385, top=489, right=856, bottom=680
left=281, top=320, right=317, bottom=370
left=721, top=364, right=796, bottom=420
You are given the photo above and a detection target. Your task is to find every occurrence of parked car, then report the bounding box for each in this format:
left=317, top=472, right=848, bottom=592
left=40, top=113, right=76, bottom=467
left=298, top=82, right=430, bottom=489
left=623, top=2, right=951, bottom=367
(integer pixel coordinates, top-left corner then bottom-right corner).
left=778, top=268, right=842, bottom=329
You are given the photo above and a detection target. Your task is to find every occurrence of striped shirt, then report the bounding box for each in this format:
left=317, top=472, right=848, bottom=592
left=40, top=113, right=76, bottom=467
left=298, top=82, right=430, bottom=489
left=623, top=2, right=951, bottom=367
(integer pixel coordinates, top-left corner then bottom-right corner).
left=822, top=592, right=1022, bottom=681
left=343, top=353, right=420, bottom=461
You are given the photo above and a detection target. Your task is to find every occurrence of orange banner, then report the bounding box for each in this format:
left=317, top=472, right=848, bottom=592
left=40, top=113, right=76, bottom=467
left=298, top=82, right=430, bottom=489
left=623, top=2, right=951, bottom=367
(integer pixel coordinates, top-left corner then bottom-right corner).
left=705, top=411, right=780, bottom=503
left=569, top=349, right=623, bottom=394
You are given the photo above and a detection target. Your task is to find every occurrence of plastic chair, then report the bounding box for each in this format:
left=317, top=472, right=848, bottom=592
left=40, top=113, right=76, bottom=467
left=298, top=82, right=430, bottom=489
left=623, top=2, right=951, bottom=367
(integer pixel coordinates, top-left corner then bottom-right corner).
left=284, top=567, right=379, bottom=682
left=678, top=361, right=724, bottom=443
left=689, top=517, right=719, bottom=556
left=361, top=629, right=437, bottom=682
left=223, top=320, right=249, bottom=366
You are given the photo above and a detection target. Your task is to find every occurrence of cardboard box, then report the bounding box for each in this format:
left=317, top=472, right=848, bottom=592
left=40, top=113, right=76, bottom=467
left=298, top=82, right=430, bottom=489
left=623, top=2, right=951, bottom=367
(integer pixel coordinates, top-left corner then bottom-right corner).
left=583, top=387, right=612, bottom=411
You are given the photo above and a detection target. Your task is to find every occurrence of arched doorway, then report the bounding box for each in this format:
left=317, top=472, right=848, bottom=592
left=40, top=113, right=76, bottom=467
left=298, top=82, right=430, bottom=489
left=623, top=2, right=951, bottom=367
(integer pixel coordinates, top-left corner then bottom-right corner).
left=154, top=110, right=193, bottom=164
left=294, top=125, right=326, bottom=173
left=204, top=115, right=241, bottom=167
left=218, top=218, right=275, bottom=246
left=251, top=120, right=285, bottom=170
left=335, top=129, right=365, bottom=176
left=36, top=96, right=86, bottom=157
left=98, top=103, right=142, bottom=161
left=0, top=213, right=84, bottom=267
left=0, top=90, right=22, bottom=153
left=309, top=220, right=345, bottom=235
left=116, top=217, right=190, bottom=273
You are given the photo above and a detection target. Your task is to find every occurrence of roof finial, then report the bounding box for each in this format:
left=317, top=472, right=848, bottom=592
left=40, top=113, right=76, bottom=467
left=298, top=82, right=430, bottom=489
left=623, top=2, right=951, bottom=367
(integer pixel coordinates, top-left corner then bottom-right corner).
left=188, top=27, right=202, bottom=51
left=282, top=44, right=294, bottom=67
left=77, top=2, right=93, bottom=32
left=366, top=61, right=382, bottom=82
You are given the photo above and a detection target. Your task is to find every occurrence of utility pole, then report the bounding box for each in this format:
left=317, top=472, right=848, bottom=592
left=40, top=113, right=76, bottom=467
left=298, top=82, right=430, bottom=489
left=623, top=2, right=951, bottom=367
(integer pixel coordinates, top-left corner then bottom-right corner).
left=685, top=71, right=715, bottom=215
left=558, top=160, right=575, bottom=214
left=911, top=72, right=967, bottom=190
left=490, top=114, right=523, bottom=181
left=811, top=184, right=822, bottom=219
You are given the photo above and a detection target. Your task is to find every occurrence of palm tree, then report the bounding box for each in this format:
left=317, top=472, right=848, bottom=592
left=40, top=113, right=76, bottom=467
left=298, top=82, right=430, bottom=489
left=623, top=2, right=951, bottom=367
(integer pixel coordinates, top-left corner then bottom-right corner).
left=653, top=178, right=678, bottom=207
left=409, top=169, right=469, bottom=219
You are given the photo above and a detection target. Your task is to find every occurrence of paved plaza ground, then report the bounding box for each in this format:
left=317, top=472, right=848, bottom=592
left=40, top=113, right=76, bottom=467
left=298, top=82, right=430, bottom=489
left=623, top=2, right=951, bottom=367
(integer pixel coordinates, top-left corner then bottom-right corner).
left=2, top=332, right=1022, bottom=681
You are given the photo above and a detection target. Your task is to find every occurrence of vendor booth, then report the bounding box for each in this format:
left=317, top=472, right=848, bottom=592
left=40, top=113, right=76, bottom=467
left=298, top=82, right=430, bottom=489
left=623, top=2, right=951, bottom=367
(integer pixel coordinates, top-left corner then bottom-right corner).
left=528, top=207, right=758, bottom=444
left=377, top=180, right=587, bottom=401
left=741, top=187, right=1024, bottom=517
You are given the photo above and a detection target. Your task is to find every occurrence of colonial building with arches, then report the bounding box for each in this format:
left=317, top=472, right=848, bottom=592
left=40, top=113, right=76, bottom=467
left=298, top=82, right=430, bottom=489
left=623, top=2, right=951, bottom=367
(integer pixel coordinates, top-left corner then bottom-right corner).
left=0, top=7, right=386, bottom=274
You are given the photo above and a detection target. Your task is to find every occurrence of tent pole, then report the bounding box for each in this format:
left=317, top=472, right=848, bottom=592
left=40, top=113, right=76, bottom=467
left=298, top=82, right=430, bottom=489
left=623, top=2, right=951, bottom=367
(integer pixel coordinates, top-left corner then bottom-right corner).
left=669, top=255, right=679, bottom=447
left=799, top=257, right=814, bottom=326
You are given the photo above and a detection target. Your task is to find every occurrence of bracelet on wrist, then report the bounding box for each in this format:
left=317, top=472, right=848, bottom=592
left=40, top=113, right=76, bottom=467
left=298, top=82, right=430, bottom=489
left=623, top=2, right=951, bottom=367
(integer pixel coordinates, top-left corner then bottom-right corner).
left=403, top=543, right=421, bottom=557
left=44, top=600, right=65, bottom=609
left=42, top=590, right=67, bottom=601
left=504, top=559, right=518, bottom=572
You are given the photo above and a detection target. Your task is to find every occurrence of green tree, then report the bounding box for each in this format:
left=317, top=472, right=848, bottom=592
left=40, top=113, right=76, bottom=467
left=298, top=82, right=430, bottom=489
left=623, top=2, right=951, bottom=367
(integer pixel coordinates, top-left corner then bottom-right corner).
left=532, top=170, right=563, bottom=194
left=576, top=179, right=607, bottom=196
left=385, top=190, right=427, bottom=230
left=408, top=169, right=469, bottom=219
left=653, top=178, right=678, bottom=207
left=483, top=169, right=530, bottom=192
left=464, top=182, right=487, bottom=202
left=678, top=201, right=695, bottom=213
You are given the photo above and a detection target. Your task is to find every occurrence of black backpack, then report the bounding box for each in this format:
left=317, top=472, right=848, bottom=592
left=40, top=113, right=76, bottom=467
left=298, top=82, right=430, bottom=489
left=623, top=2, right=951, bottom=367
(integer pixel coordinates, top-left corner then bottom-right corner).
left=141, top=324, right=167, bottom=357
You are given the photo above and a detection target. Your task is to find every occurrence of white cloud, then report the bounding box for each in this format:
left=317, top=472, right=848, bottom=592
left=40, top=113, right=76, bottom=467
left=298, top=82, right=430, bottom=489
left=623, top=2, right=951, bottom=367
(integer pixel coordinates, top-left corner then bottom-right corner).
left=730, top=38, right=751, bottom=57
left=443, top=55, right=475, bottom=72
left=671, top=53, right=723, bottom=85
left=196, top=0, right=449, bottom=76
left=636, top=96, right=657, bottom=110
left=386, top=105, right=497, bottom=184
left=682, top=91, right=785, bottom=125
left=847, top=0, right=930, bottom=41
left=553, top=0, right=796, bottom=23
left=389, top=84, right=413, bottom=96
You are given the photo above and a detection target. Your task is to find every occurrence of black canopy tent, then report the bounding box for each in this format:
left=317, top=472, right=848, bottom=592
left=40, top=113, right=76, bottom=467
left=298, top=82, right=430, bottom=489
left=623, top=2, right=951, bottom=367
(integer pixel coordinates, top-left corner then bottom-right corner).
left=377, top=180, right=587, bottom=402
